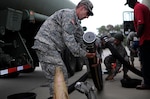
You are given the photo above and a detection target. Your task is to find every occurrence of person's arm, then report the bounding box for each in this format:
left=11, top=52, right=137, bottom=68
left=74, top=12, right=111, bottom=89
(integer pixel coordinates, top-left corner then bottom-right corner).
left=134, top=6, right=144, bottom=38
left=126, top=32, right=136, bottom=52
left=126, top=35, right=132, bottom=50
left=137, top=24, right=144, bottom=37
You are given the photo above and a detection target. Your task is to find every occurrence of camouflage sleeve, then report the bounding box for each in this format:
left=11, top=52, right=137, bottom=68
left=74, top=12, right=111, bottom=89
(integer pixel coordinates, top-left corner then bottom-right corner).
left=74, top=26, right=87, bottom=51
left=126, top=32, right=136, bottom=51
left=61, top=12, right=86, bottom=57
left=112, top=44, right=129, bottom=75
left=126, top=34, right=132, bottom=50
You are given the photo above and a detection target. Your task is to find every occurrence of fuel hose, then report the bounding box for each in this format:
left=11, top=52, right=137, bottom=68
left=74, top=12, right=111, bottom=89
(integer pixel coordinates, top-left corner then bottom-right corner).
left=105, top=40, right=142, bottom=77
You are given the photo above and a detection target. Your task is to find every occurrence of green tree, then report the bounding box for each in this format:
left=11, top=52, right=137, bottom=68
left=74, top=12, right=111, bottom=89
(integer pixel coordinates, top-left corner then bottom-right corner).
left=97, top=25, right=108, bottom=36
left=97, top=24, right=123, bottom=36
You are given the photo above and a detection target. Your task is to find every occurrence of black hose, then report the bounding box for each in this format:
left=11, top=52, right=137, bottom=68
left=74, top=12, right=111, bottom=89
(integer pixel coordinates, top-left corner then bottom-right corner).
left=68, top=72, right=88, bottom=94
left=105, top=41, right=142, bottom=77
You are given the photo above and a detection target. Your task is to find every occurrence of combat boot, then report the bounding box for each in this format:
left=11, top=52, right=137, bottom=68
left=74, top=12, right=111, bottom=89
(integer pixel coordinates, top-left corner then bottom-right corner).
left=105, top=74, right=114, bottom=80
left=105, top=69, right=115, bottom=80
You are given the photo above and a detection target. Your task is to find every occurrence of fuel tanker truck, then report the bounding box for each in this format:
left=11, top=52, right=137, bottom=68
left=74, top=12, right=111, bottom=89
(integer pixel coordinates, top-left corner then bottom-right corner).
left=0, top=0, right=86, bottom=77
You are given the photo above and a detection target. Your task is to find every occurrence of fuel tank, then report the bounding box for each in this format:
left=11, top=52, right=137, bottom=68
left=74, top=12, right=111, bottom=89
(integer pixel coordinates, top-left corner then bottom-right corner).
left=0, top=0, right=75, bottom=16
left=0, top=0, right=76, bottom=76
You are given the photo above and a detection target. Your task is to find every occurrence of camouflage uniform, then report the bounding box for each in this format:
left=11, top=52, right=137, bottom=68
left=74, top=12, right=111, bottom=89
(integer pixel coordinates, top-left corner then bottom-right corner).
left=126, top=32, right=139, bottom=66
left=112, top=43, right=129, bottom=76
left=32, top=9, right=87, bottom=97
left=104, top=38, right=130, bottom=80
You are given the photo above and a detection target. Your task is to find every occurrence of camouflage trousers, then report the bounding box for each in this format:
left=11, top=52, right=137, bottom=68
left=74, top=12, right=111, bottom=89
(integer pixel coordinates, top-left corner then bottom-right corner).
left=104, top=55, right=129, bottom=75
left=35, top=50, right=68, bottom=97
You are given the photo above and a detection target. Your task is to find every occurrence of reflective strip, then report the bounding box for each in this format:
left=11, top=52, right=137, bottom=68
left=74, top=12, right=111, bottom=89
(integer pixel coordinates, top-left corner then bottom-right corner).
left=23, top=64, right=31, bottom=69
left=8, top=67, right=17, bottom=73
left=0, top=64, right=32, bottom=75
left=0, top=69, right=8, bottom=75
left=17, top=66, right=23, bottom=71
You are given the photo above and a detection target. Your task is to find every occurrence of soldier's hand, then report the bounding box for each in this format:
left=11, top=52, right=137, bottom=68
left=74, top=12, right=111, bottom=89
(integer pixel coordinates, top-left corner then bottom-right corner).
left=86, top=52, right=96, bottom=58
left=91, top=58, right=100, bottom=67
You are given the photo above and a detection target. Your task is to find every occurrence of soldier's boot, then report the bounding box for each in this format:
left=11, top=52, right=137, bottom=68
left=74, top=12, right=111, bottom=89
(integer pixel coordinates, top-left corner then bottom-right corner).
left=105, top=69, right=115, bottom=81
left=105, top=74, right=114, bottom=81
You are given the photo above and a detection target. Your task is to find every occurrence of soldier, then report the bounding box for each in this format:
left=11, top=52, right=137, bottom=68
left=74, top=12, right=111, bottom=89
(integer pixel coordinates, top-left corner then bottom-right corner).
left=104, top=33, right=131, bottom=80
left=32, top=0, right=99, bottom=99
left=126, top=31, right=139, bottom=67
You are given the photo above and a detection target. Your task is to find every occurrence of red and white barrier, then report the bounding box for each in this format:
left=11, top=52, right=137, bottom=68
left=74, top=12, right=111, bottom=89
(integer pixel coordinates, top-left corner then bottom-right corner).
left=0, top=64, right=31, bottom=75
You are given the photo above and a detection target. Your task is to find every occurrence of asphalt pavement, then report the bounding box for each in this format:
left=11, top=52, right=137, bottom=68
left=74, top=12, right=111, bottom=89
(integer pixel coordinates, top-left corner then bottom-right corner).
left=6, top=48, right=150, bottom=99
left=28, top=48, right=150, bottom=99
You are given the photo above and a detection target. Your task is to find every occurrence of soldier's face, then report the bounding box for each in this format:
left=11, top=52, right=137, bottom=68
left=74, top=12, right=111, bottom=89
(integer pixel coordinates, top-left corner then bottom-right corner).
left=114, top=39, right=120, bottom=45
left=78, top=6, right=90, bottom=20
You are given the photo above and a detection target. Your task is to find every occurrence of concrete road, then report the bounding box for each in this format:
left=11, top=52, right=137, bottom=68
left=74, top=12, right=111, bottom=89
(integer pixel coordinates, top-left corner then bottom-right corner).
left=0, top=48, right=150, bottom=99
left=0, top=67, right=47, bottom=99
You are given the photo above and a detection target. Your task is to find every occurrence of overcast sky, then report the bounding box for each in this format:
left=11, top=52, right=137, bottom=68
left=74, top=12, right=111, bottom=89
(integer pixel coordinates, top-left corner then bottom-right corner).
left=70, top=0, right=142, bottom=34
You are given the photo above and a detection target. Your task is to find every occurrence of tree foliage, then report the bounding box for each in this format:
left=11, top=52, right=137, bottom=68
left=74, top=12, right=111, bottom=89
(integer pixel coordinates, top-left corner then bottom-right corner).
left=97, top=24, right=123, bottom=36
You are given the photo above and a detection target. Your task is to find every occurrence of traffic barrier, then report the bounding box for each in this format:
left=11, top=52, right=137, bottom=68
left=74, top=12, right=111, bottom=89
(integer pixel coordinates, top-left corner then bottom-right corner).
left=0, top=64, right=31, bottom=75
